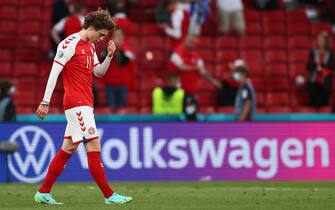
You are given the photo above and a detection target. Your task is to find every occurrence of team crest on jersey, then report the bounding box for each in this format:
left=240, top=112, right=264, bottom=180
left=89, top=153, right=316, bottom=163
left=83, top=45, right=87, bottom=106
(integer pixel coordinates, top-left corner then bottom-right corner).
left=88, top=127, right=95, bottom=135
left=81, top=49, right=85, bottom=55
left=57, top=51, right=64, bottom=58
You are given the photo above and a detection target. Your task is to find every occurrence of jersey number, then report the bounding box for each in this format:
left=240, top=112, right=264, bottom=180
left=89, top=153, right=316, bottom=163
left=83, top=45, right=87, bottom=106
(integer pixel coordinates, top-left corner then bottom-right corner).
left=86, top=56, right=93, bottom=69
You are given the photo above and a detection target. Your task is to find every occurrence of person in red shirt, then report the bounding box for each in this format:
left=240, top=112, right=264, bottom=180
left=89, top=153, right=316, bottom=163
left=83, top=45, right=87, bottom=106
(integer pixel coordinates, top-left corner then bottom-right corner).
left=103, top=28, right=135, bottom=109
left=51, top=2, right=87, bottom=44
left=306, top=31, right=335, bottom=107
left=169, top=35, right=221, bottom=95
left=35, top=9, right=132, bottom=205
left=161, top=1, right=190, bottom=50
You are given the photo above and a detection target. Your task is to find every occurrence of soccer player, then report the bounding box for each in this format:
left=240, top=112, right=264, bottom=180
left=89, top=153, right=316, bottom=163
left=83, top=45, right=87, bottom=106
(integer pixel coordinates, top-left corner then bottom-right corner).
left=34, top=9, right=132, bottom=205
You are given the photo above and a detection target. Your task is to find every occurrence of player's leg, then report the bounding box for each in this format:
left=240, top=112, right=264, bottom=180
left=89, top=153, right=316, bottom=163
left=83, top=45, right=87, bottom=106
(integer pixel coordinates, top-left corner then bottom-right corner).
left=81, top=106, right=132, bottom=204
left=85, top=139, right=133, bottom=204
left=35, top=138, right=78, bottom=205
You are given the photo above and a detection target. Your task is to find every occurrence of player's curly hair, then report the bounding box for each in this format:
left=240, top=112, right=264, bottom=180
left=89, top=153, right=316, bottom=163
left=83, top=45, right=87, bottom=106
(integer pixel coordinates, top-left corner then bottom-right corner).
left=82, top=8, right=115, bottom=31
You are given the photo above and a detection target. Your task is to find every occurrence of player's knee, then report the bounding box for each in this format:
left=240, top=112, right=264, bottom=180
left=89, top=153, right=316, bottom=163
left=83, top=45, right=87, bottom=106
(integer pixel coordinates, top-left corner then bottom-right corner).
left=62, top=144, right=78, bottom=154
left=85, top=138, right=101, bottom=152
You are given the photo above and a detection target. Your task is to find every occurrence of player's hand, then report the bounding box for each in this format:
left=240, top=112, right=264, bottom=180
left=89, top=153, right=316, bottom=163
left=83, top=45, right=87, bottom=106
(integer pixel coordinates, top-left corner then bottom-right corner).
left=36, top=103, right=49, bottom=120
left=107, top=40, right=116, bottom=58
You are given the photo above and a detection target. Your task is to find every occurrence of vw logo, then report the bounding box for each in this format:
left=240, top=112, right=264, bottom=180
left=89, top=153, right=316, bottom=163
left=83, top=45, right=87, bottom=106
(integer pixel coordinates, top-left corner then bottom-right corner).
left=8, top=126, right=55, bottom=183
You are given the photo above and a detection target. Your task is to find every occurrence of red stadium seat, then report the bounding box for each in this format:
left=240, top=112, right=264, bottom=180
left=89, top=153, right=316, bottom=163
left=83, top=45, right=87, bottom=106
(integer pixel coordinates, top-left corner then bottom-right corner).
left=244, top=9, right=261, bottom=22
left=19, top=7, right=42, bottom=20
left=319, top=106, right=332, bottom=113
left=0, top=20, right=16, bottom=34
left=14, top=62, right=38, bottom=76
left=239, top=36, right=262, bottom=49
left=264, top=35, right=286, bottom=49
left=199, top=49, right=216, bottom=63
left=216, top=106, right=234, bottom=113
left=18, top=21, right=41, bottom=34
left=265, top=78, right=290, bottom=91
left=289, top=50, right=309, bottom=64
left=197, top=93, right=216, bottom=106
left=16, top=106, right=35, bottom=114
left=256, top=92, right=266, bottom=106
left=141, top=23, right=165, bottom=36
left=263, top=22, right=286, bottom=35
left=264, top=63, right=288, bottom=77
left=215, top=36, right=239, bottom=50
left=311, top=23, right=332, bottom=35
left=140, top=49, right=168, bottom=69
left=197, top=79, right=216, bottom=92
left=0, top=49, right=12, bottom=62
left=94, top=107, right=112, bottom=114
left=114, top=107, right=138, bottom=114
left=262, top=11, right=285, bottom=23
left=19, top=35, right=41, bottom=48
left=0, top=62, right=12, bottom=77
left=267, top=106, right=292, bottom=113
left=289, top=64, right=306, bottom=78
left=127, top=91, right=138, bottom=106
left=216, top=50, right=238, bottom=63
left=293, top=106, right=317, bottom=113
left=0, top=0, right=19, bottom=6
left=266, top=92, right=290, bottom=106
left=252, top=78, right=266, bottom=92
left=286, top=10, right=308, bottom=23
left=139, top=106, right=151, bottom=114
left=287, top=23, right=310, bottom=35
left=288, top=36, right=311, bottom=49
left=198, top=36, right=214, bottom=49
left=0, top=6, right=17, bottom=20
left=141, top=36, right=168, bottom=50
left=199, top=106, right=215, bottom=114
left=139, top=91, right=152, bottom=106
left=246, top=23, right=262, bottom=35
left=20, top=0, right=43, bottom=6
left=13, top=78, right=37, bottom=106
left=241, top=50, right=263, bottom=76
left=265, top=50, right=287, bottom=63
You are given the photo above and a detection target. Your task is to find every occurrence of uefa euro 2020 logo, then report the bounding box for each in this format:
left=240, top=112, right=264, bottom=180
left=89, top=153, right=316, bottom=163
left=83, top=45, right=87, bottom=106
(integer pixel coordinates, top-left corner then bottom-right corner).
left=7, top=126, right=55, bottom=183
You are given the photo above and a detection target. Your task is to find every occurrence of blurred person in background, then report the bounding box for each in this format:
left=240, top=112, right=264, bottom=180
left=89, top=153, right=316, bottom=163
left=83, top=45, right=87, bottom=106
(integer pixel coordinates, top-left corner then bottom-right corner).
left=156, top=0, right=171, bottom=24
left=217, top=59, right=245, bottom=106
left=217, top=0, right=245, bottom=36
left=160, top=0, right=191, bottom=50
left=111, top=0, right=134, bottom=37
left=103, top=28, right=135, bottom=109
left=255, top=0, right=279, bottom=10
left=0, top=80, right=16, bottom=122
left=306, top=31, right=335, bottom=107
left=183, top=94, right=199, bottom=121
left=169, top=35, right=221, bottom=96
left=51, top=2, right=87, bottom=45
left=107, top=0, right=135, bottom=15
left=188, top=0, right=210, bottom=35
left=152, top=73, right=185, bottom=114
left=233, top=66, right=256, bottom=121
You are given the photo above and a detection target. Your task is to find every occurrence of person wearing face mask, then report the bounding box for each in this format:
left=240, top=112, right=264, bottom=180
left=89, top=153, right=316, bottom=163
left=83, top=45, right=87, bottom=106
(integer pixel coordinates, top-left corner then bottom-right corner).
left=183, top=94, right=199, bottom=121
left=0, top=80, right=16, bottom=122
left=233, top=66, right=256, bottom=121
left=152, top=73, right=185, bottom=114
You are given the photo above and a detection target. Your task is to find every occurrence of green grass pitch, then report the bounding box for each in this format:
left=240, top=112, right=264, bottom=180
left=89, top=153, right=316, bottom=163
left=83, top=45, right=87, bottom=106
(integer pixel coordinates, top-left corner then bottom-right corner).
left=1, top=182, right=335, bottom=210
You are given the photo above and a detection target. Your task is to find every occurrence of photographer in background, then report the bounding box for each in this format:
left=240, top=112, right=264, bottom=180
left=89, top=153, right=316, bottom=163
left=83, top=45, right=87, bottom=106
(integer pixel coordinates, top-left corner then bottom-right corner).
left=233, top=66, right=256, bottom=121
left=0, top=80, right=16, bottom=122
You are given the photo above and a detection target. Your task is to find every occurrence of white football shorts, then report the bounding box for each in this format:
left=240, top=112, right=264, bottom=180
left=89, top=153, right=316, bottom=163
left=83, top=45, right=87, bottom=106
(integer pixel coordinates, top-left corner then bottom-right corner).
left=64, top=106, right=98, bottom=144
